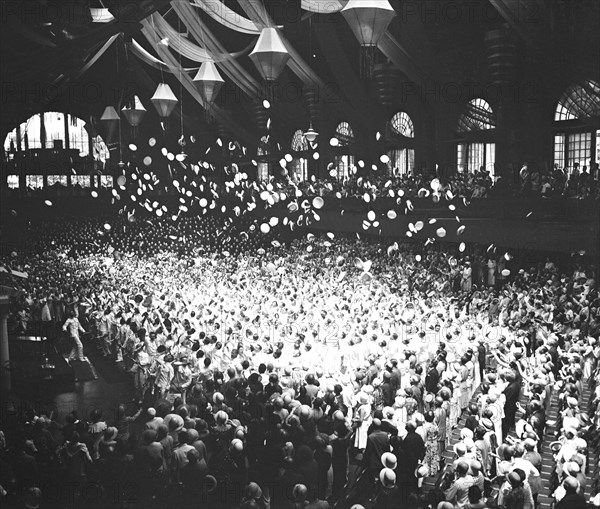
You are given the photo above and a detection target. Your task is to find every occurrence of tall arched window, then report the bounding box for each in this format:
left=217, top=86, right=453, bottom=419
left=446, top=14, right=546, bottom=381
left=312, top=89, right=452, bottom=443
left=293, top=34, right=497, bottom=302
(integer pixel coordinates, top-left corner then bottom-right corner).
left=290, top=130, right=309, bottom=182
left=335, top=122, right=355, bottom=180
left=553, top=80, right=600, bottom=174
left=387, top=112, right=415, bottom=176
left=257, top=135, right=270, bottom=182
left=3, top=112, right=109, bottom=160
left=3, top=112, right=110, bottom=189
left=456, top=98, right=496, bottom=176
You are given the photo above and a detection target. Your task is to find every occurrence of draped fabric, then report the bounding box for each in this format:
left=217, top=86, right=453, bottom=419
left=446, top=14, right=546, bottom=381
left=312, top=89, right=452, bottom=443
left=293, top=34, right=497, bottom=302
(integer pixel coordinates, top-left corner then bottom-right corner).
left=301, top=0, right=346, bottom=13
left=131, top=39, right=199, bottom=73
left=141, top=18, right=258, bottom=148
left=75, top=34, right=119, bottom=78
left=152, top=14, right=255, bottom=63
left=171, top=0, right=262, bottom=98
left=191, top=0, right=271, bottom=35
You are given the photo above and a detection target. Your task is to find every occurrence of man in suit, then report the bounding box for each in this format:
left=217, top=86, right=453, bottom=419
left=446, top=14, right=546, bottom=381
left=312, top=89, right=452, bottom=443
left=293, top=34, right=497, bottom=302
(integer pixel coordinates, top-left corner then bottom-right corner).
left=555, top=477, right=588, bottom=509
left=398, top=421, right=425, bottom=493
left=362, top=419, right=390, bottom=496
left=502, top=369, right=522, bottom=438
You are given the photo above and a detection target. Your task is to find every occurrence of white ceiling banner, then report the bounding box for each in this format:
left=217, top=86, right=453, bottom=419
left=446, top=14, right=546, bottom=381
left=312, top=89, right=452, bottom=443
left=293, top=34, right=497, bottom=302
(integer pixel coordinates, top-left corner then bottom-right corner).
left=75, top=34, right=119, bottom=78
left=191, top=0, right=263, bottom=34
left=301, top=0, right=346, bottom=14
left=131, top=39, right=199, bottom=73
left=152, top=13, right=254, bottom=63
left=171, top=1, right=262, bottom=97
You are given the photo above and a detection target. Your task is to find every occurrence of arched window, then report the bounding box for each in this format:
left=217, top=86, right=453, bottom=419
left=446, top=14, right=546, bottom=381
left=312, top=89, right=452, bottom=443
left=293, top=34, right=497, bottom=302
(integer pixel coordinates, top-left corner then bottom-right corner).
left=257, top=135, right=270, bottom=182
left=390, top=112, right=414, bottom=138
left=334, top=122, right=355, bottom=180
left=3, top=112, right=109, bottom=161
left=387, top=112, right=415, bottom=176
left=456, top=99, right=496, bottom=176
left=553, top=80, right=600, bottom=174
left=3, top=112, right=110, bottom=189
left=290, top=130, right=308, bottom=182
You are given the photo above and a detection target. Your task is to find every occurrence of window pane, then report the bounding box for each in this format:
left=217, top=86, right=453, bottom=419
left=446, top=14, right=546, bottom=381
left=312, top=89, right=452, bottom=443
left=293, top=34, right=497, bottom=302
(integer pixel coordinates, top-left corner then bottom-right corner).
left=567, top=132, right=591, bottom=172
left=408, top=149, right=415, bottom=175
left=44, top=112, right=66, bottom=149
left=69, top=115, right=91, bottom=156
left=47, top=175, right=68, bottom=186
left=257, top=163, right=269, bottom=182
left=24, top=114, right=42, bottom=149
left=554, top=134, right=565, bottom=169
left=458, top=99, right=496, bottom=132
left=290, top=158, right=308, bottom=182
left=390, top=112, right=414, bottom=138
left=467, top=143, right=485, bottom=172
left=71, top=175, right=91, bottom=187
left=26, top=175, right=44, bottom=189
left=100, top=175, right=113, bottom=188
left=3, top=128, right=17, bottom=152
left=388, top=149, right=404, bottom=176
left=335, top=155, right=354, bottom=180
left=7, top=175, right=19, bottom=189
left=457, top=144, right=465, bottom=172
left=485, top=143, right=496, bottom=178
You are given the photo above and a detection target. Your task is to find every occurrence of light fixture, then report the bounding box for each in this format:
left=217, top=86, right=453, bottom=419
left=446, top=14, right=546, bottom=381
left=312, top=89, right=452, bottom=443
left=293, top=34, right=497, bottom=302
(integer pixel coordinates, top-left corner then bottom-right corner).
left=150, top=83, right=178, bottom=121
left=121, top=95, right=146, bottom=138
left=341, top=0, right=396, bottom=78
left=304, top=123, right=318, bottom=142
left=249, top=27, right=290, bottom=82
left=193, top=61, right=225, bottom=104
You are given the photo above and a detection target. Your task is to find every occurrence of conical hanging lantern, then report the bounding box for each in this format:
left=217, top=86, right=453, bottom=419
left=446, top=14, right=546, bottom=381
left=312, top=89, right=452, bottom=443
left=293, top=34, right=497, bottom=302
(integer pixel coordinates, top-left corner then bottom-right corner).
left=342, top=0, right=396, bottom=78
left=249, top=27, right=290, bottom=83
left=99, top=105, right=120, bottom=145
left=122, top=95, right=146, bottom=139
left=193, top=61, right=225, bottom=104
left=150, top=83, right=178, bottom=118
left=122, top=95, right=146, bottom=127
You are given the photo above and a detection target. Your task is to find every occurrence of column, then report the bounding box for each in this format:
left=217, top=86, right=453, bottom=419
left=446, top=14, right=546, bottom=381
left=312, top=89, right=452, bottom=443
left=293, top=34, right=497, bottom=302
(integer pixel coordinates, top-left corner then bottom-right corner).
left=0, top=298, right=10, bottom=394
left=64, top=113, right=70, bottom=149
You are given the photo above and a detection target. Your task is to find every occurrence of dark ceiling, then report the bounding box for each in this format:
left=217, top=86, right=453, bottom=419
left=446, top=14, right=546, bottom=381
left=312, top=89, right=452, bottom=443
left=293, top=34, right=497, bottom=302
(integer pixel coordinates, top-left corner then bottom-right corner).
left=1, top=0, right=599, bottom=155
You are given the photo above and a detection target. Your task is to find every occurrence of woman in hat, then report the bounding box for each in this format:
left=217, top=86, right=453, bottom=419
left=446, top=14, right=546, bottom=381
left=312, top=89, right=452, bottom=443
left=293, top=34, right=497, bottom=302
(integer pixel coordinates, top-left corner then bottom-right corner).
left=352, top=392, right=372, bottom=452
left=422, top=411, right=440, bottom=477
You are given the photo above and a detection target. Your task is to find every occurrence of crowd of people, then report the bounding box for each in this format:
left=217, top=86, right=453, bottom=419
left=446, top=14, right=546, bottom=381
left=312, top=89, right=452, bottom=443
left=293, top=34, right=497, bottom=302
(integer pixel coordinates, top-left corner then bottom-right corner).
left=0, top=212, right=599, bottom=509
left=517, top=163, right=600, bottom=200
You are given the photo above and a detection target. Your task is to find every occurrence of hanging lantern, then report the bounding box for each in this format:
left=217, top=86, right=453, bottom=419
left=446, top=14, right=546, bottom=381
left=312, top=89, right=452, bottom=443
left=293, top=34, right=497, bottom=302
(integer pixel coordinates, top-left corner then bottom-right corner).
left=341, top=0, right=396, bottom=78
left=99, top=105, right=120, bottom=145
left=150, top=83, right=178, bottom=130
left=250, top=27, right=290, bottom=100
left=304, top=123, right=318, bottom=143
left=193, top=61, right=225, bottom=104
left=121, top=95, right=146, bottom=138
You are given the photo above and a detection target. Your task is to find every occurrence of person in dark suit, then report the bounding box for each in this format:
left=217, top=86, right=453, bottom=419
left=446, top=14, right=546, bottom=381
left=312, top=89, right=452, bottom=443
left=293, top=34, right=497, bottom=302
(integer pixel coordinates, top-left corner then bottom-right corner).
left=362, top=419, right=390, bottom=496
left=555, top=477, right=588, bottom=509
left=397, top=421, right=425, bottom=494
left=502, top=369, right=522, bottom=438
